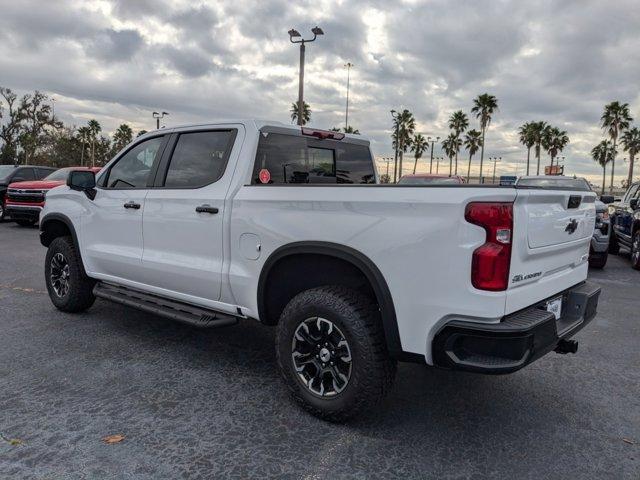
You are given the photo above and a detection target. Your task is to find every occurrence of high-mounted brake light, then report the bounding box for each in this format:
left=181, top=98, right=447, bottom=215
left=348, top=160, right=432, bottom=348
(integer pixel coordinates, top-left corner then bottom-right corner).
left=301, top=127, right=345, bottom=140
left=465, top=202, right=513, bottom=291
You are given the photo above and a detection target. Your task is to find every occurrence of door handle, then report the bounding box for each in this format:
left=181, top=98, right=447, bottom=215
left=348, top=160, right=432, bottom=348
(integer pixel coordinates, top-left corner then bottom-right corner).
left=123, top=201, right=141, bottom=209
left=195, top=204, right=219, bottom=214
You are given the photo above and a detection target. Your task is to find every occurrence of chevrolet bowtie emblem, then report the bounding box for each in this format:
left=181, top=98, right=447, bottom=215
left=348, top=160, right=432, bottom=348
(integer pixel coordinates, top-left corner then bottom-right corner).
left=565, top=218, right=578, bottom=234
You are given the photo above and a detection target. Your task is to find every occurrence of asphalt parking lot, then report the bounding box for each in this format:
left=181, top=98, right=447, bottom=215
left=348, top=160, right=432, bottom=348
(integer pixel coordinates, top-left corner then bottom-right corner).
left=0, top=221, right=638, bottom=479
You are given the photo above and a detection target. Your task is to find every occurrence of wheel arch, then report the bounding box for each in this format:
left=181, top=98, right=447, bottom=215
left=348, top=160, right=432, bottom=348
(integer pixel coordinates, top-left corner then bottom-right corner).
left=39, top=213, right=86, bottom=267
left=257, top=241, right=412, bottom=361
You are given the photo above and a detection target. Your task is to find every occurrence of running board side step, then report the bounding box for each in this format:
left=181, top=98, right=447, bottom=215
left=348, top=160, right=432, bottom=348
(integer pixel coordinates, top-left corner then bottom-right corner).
left=93, top=282, right=239, bottom=328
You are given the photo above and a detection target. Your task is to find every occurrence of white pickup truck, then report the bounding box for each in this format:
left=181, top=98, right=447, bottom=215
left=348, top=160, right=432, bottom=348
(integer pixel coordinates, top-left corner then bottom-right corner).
left=40, top=121, right=601, bottom=421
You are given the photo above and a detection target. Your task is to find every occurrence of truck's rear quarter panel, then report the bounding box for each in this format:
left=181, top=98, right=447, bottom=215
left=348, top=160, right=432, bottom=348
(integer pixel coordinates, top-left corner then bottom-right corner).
left=230, top=185, right=518, bottom=362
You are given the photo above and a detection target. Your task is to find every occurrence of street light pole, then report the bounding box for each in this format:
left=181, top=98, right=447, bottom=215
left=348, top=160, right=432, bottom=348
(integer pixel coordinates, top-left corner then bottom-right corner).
left=492, top=157, right=501, bottom=184
left=427, top=136, right=440, bottom=174
left=289, top=27, right=324, bottom=126
left=152, top=111, right=168, bottom=130
left=391, top=110, right=399, bottom=183
left=344, top=62, right=353, bottom=130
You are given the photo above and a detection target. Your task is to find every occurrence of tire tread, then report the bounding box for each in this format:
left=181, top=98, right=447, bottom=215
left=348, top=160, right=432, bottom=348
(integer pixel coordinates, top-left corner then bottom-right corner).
left=45, top=236, right=96, bottom=313
left=276, top=285, right=396, bottom=422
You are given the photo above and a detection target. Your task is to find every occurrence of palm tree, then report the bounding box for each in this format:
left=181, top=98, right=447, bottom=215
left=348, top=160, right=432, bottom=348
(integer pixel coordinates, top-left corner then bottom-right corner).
left=518, top=122, right=536, bottom=175
left=621, top=126, right=640, bottom=187
left=592, top=140, right=614, bottom=195
left=530, top=121, right=549, bottom=175
left=290, top=101, right=311, bottom=125
left=471, top=93, right=498, bottom=183
left=448, top=110, right=469, bottom=175
left=87, top=119, right=101, bottom=167
left=442, top=133, right=461, bottom=177
left=411, top=134, right=428, bottom=174
left=601, top=101, right=633, bottom=191
left=391, top=109, right=416, bottom=180
left=76, top=126, right=91, bottom=166
left=542, top=126, right=569, bottom=170
left=112, top=123, right=133, bottom=153
left=463, top=129, right=483, bottom=181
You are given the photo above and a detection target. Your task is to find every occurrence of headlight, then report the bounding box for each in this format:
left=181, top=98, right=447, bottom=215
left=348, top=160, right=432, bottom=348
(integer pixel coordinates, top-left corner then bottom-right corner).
left=596, top=210, right=609, bottom=222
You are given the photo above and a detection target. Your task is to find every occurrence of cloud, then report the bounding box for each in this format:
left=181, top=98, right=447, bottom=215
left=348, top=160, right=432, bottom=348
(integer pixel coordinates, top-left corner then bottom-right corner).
left=87, top=29, right=144, bottom=62
left=0, top=0, right=638, bottom=184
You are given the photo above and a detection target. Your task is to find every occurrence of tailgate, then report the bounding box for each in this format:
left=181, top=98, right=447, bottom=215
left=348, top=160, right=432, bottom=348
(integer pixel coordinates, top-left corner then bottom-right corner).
left=506, top=189, right=596, bottom=314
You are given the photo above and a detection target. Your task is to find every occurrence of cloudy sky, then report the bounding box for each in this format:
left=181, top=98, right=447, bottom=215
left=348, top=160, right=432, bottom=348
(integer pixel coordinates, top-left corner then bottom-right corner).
left=1, top=0, right=639, bottom=184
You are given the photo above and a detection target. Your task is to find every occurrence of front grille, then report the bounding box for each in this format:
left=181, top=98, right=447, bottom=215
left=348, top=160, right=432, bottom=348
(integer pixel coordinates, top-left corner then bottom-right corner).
left=7, top=189, right=45, bottom=203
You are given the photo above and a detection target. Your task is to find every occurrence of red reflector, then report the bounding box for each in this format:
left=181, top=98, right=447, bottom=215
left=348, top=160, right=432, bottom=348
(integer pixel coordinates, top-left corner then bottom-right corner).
left=465, top=202, right=513, bottom=291
left=301, top=127, right=345, bottom=140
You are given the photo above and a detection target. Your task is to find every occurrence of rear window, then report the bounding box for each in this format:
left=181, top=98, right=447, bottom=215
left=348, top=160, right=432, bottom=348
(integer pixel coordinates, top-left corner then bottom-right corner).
left=252, top=133, right=375, bottom=185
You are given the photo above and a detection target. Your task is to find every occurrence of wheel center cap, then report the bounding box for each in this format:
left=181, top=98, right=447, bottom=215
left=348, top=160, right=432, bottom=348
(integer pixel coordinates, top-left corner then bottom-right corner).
left=319, top=347, right=331, bottom=363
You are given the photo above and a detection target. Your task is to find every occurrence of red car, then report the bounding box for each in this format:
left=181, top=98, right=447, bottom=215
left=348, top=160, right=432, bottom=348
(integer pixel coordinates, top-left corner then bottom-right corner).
left=397, top=174, right=466, bottom=185
left=6, top=166, right=101, bottom=226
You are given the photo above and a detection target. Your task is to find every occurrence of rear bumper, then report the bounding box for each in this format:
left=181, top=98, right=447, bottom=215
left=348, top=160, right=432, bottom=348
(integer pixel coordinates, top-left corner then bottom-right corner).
left=432, top=281, right=600, bottom=374
left=6, top=204, right=43, bottom=221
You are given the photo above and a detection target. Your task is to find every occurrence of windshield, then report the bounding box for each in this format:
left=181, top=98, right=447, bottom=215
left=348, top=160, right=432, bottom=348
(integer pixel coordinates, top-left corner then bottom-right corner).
left=0, top=165, right=16, bottom=182
left=43, top=168, right=72, bottom=181
left=398, top=176, right=462, bottom=185
left=517, top=177, right=590, bottom=190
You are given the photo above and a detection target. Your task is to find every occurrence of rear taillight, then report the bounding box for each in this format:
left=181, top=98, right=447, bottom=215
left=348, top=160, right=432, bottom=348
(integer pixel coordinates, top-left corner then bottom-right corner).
left=465, top=202, right=513, bottom=291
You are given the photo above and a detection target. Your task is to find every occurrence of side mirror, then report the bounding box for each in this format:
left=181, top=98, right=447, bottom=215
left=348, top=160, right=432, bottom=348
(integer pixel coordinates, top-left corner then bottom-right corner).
left=67, top=170, right=96, bottom=199
left=599, top=195, right=614, bottom=204
left=630, top=198, right=638, bottom=210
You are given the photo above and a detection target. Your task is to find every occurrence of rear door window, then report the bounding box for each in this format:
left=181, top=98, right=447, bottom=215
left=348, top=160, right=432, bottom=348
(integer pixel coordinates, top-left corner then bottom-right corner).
left=163, top=130, right=236, bottom=188
left=252, top=133, right=375, bottom=184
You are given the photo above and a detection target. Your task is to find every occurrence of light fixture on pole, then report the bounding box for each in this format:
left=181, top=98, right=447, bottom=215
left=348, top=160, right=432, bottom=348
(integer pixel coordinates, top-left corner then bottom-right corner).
left=289, top=26, right=324, bottom=126
left=152, top=111, right=169, bottom=130
left=344, top=62, right=353, bottom=130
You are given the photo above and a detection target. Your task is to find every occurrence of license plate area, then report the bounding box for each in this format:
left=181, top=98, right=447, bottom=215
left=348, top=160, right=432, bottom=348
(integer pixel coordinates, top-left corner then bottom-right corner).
left=546, top=296, right=563, bottom=320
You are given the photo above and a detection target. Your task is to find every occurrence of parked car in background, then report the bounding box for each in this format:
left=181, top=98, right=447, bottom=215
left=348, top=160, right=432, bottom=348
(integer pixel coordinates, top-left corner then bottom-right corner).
left=516, top=176, right=612, bottom=268
left=609, top=181, right=640, bottom=269
left=398, top=174, right=466, bottom=185
left=39, top=122, right=600, bottom=421
left=0, top=165, right=56, bottom=221
left=589, top=198, right=612, bottom=268
left=6, top=167, right=101, bottom=227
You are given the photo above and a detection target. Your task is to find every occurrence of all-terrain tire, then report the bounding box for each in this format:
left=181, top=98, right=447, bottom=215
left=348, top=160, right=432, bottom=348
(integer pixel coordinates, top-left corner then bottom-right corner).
left=45, top=236, right=96, bottom=312
left=588, top=250, right=608, bottom=269
left=609, top=229, right=620, bottom=254
left=276, top=285, right=396, bottom=422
